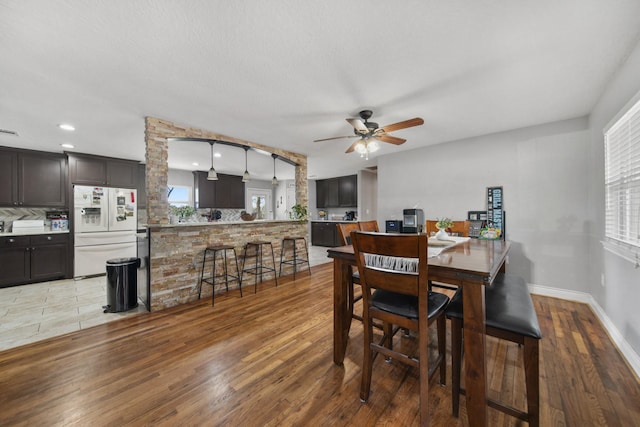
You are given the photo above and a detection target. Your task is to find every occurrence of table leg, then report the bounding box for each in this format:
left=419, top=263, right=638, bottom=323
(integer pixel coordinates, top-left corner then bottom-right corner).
left=333, top=258, right=352, bottom=365
left=462, top=281, right=488, bottom=427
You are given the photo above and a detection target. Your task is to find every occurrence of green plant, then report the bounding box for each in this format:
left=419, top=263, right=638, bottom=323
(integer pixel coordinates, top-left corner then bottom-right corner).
left=290, top=204, right=308, bottom=221
left=170, top=205, right=196, bottom=219
left=436, top=217, right=454, bottom=229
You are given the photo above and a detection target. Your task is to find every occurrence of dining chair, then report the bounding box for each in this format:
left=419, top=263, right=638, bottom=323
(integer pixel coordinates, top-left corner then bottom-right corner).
left=425, top=219, right=470, bottom=237
left=351, top=231, right=449, bottom=425
left=336, top=222, right=363, bottom=322
left=445, top=274, right=541, bottom=427
left=357, top=220, right=379, bottom=232
left=336, top=222, right=360, bottom=246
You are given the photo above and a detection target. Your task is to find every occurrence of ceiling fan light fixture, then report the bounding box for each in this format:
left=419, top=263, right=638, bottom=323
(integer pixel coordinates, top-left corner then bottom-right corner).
left=354, top=141, right=367, bottom=154
left=367, top=140, right=380, bottom=153
left=207, top=142, right=218, bottom=181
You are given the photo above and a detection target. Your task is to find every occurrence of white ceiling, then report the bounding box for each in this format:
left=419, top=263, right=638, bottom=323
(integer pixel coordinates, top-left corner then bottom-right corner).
left=1, top=1, right=640, bottom=180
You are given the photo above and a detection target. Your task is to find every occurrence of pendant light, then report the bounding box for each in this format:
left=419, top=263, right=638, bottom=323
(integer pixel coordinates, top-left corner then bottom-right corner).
left=271, top=153, right=278, bottom=186
left=207, top=141, right=218, bottom=180
left=242, top=146, right=250, bottom=182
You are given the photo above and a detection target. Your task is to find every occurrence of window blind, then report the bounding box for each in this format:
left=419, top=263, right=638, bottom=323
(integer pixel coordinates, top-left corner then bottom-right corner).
left=604, top=99, right=640, bottom=249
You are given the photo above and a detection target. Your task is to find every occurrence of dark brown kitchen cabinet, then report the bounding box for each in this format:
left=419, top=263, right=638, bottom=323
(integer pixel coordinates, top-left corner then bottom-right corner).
left=137, top=163, right=147, bottom=209
left=193, top=171, right=245, bottom=209
left=311, top=222, right=339, bottom=247
left=0, top=149, right=18, bottom=206
left=68, top=153, right=138, bottom=188
left=0, top=148, right=67, bottom=207
left=0, top=234, right=69, bottom=288
left=217, top=173, right=245, bottom=208
left=316, top=179, right=327, bottom=208
left=327, top=178, right=340, bottom=207
left=193, top=171, right=216, bottom=209
left=315, top=175, right=357, bottom=208
left=338, top=174, right=357, bottom=207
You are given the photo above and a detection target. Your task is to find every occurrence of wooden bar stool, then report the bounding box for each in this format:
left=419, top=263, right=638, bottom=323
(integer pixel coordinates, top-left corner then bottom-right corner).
left=198, top=244, right=241, bottom=306
left=240, top=241, right=278, bottom=293
left=278, top=236, right=311, bottom=279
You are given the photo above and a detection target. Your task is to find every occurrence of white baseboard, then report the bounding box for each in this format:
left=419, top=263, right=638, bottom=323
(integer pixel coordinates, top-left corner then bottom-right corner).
left=528, top=284, right=640, bottom=380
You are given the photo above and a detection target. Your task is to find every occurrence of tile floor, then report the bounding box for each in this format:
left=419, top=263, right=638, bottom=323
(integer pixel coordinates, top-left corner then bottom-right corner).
left=0, top=245, right=332, bottom=351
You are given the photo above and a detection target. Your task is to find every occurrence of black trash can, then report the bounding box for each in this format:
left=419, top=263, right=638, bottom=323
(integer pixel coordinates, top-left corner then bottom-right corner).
left=104, top=257, right=140, bottom=313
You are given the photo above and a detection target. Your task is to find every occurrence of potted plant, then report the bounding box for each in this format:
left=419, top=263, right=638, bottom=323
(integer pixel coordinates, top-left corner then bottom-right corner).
left=290, top=204, right=308, bottom=222
left=170, top=205, right=196, bottom=223
left=435, top=217, right=454, bottom=240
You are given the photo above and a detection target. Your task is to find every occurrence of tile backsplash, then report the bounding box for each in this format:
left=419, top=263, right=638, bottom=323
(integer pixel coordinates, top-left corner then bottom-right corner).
left=0, top=207, right=51, bottom=231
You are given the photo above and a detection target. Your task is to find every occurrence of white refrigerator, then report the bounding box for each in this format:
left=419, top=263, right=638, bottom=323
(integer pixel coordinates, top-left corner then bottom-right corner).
left=74, top=186, right=138, bottom=277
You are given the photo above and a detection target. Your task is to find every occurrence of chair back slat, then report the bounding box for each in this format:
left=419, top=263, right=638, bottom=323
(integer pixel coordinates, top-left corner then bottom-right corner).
left=351, top=231, right=428, bottom=297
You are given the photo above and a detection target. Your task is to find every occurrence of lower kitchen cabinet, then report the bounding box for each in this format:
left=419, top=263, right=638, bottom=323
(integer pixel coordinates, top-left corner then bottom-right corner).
left=0, top=234, right=69, bottom=287
left=311, top=222, right=340, bottom=247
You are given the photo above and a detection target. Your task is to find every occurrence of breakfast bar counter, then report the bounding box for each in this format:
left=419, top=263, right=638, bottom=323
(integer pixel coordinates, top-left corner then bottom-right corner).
left=147, top=219, right=308, bottom=311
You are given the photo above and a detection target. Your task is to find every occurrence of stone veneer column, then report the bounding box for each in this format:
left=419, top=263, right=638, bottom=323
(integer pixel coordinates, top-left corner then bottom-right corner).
left=144, top=116, right=307, bottom=224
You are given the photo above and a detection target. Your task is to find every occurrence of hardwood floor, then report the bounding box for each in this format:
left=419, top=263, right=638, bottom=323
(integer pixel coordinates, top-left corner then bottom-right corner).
left=0, top=263, right=639, bottom=426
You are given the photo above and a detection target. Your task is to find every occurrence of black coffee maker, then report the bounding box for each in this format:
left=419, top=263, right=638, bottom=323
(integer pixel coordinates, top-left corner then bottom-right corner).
left=344, top=211, right=356, bottom=221
left=402, top=208, right=424, bottom=233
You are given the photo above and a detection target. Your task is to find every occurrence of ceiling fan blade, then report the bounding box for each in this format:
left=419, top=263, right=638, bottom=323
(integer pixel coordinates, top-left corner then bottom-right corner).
left=345, top=139, right=362, bottom=153
left=380, top=117, right=424, bottom=133
left=313, top=135, right=357, bottom=142
left=346, top=118, right=369, bottom=133
left=377, top=134, right=406, bottom=145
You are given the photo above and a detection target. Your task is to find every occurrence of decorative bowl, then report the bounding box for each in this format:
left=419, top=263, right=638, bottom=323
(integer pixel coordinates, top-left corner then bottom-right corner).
left=240, top=212, right=256, bottom=221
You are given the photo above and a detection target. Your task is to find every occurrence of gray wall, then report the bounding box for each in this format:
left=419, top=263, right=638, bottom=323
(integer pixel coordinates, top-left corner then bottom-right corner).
left=376, top=36, right=640, bottom=366
left=588, top=37, right=640, bottom=357
left=377, top=117, right=590, bottom=291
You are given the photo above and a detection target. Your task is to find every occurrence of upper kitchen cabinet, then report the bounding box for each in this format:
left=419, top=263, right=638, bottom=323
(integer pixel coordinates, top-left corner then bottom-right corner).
left=316, top=179, right=327, bottom=209
left=315, top=174, right=357, bottom=208
left=137, top=163, right=147, bottom=209
left=338, top=174, right=357, bottom=207
left=193, top=171, right=216, bottom=209
left=193, top=171, right=245, bottom=209
left=0, top=148, right=67, bottom=208
left=216, top=173, right=245, bottom=208
left=68, top=153, right=138, bottom=188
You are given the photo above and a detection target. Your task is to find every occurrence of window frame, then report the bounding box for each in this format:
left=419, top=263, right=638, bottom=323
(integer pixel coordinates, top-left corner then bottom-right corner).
left=602, top=90, right=640, bottom=267
left=167, top=185, right=193, bottom=207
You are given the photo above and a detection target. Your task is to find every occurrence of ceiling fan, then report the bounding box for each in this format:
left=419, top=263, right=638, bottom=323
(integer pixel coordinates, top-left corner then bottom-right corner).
left=313, top=110, right=424, bottom=158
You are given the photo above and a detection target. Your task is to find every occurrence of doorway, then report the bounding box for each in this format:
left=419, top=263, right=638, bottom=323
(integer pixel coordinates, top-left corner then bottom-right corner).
left=246, top=188, right=273, bottom=219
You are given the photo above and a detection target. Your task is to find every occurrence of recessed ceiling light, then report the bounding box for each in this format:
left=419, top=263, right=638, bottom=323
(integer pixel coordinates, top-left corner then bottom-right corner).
left=61, top=143, right=74, bottom=149
left=58, top=123, right=75, bottom=131
left=192, top=162, right=199, bottom=166
left=214, top=152, right=221, bottom=158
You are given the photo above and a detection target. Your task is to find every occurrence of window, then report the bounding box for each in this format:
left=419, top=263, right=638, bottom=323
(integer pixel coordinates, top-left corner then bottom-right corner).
left=168, top=185, right=192, bottom=207
left=604, top=97, right=640, bottom=255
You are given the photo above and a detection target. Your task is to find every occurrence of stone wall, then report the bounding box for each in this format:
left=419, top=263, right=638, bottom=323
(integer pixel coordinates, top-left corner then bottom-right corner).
left=143, top=116, right=309, bottom=311
left=149, top=221, right=308, bottom=311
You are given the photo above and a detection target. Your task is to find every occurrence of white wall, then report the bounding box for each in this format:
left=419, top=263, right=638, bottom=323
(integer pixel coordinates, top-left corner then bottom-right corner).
left=587, top=37, right=640, bottom=357
left=358, top=169, right=378, bottom=221
left=378, top=116, right=591, bottom=290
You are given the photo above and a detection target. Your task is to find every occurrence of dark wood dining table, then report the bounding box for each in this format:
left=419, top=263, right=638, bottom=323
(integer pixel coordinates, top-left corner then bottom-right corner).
left=327, top=237, right=510, bottom=427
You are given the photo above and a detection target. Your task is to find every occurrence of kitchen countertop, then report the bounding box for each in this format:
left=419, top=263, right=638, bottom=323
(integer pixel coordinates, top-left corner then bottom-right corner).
left=148, top=219, right=304, bottom=228
left=1, top=229, right=71, bottom=237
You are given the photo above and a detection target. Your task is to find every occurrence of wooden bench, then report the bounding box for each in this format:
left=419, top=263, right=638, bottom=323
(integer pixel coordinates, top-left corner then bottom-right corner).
left=445, top=273, right=542, bottom=427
